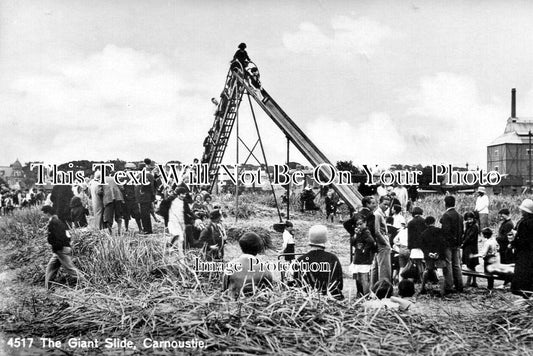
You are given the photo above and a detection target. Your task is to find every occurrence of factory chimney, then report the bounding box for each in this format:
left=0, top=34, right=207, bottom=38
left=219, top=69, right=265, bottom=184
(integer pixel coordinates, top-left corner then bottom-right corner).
left=511, top=88, right=516, bottom=120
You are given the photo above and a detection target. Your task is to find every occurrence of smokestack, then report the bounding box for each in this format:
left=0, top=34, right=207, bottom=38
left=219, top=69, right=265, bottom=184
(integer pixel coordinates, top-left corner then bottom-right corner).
left=511, top=88, right=516, bottom=119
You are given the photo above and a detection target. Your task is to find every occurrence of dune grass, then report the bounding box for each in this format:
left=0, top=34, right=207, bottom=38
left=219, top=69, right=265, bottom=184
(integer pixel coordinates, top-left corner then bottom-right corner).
left=0, top=197, right=532, bottom=355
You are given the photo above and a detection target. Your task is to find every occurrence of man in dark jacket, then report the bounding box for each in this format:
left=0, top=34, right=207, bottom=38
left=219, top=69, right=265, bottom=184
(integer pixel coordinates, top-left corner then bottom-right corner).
left=135, top=163, right=156, bottom=234
left=440, top=195, right=464, bottom=293
left=122, top=163, right=143, bottom=233
left=42, top=205, right=79, bottom=289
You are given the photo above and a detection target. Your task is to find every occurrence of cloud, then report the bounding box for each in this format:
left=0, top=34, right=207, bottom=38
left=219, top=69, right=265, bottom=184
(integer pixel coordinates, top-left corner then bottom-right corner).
left=1, top=45, right=213, bottom=164
left=282, top=16, right=396, bottom=58
left=400, top=72, right=505, bottom=166
left=305, top=113, right=407, bottom=166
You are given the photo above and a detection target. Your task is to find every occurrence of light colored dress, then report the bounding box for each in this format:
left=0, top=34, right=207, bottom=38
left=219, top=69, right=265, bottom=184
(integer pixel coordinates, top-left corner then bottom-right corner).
left=88, top=179, right=103, bottom=230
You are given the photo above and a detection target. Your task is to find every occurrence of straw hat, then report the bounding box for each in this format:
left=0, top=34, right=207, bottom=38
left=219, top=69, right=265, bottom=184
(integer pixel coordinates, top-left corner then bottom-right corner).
left=477, top=186, right=486, bottom=194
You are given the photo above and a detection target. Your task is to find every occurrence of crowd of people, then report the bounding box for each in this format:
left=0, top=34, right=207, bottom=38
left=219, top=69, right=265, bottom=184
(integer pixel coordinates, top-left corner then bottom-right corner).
left=0, top=186, right=47, bottom=215
left=342, top=187, right=533, bottom=300
left=35, top=158, right=233, bottom=289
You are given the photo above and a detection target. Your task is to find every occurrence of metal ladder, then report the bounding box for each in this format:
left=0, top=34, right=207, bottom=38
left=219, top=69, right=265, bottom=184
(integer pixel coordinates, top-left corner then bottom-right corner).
left=206, top=67, right=246, bottom=192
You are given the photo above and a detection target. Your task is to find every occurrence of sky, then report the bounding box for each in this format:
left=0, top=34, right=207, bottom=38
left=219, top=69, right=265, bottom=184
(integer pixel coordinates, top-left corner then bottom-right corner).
left=2, top=0, right=533, bottom=170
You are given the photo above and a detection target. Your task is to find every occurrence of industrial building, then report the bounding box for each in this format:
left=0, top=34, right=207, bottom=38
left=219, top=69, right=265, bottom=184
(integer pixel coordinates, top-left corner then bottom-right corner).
left=487, top=89, right=533, bottom=191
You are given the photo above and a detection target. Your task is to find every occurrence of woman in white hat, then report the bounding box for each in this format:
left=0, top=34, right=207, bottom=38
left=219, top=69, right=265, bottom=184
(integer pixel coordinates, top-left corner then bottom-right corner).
left=510, top=199, right=533, bottom=298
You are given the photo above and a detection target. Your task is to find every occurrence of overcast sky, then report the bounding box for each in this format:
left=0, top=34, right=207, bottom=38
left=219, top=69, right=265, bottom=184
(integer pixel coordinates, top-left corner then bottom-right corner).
left=2, top=0, right=533, bottom=169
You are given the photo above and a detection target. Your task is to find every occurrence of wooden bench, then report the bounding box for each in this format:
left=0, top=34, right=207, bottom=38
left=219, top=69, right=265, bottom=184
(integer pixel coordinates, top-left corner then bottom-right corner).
left=461, top=269, right=508, bottom=289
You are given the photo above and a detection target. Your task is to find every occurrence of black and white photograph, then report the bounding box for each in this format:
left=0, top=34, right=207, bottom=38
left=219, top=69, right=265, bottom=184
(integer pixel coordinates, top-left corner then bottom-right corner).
left=1, top=1, right=533, bottom=355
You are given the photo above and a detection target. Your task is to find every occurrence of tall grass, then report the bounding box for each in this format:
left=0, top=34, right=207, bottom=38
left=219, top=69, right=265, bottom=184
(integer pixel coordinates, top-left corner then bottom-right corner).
left=1, top=201, right=533, bottom=354
left=414, top=193, right=532, bottom=228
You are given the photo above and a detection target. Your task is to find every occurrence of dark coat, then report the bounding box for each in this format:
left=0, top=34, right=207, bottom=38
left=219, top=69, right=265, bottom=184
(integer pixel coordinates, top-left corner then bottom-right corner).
left=294, top=249, right=343, bottom=300
left=440, top=208, right=464, bottom=248
left=511, top=215, right=533, bottom=296
left=47, top=216, right=71, bottom=252
left=51, top=185, right=73, bottom=225
left=497, top=219, right=514, bottom=263
left=135, top=172, right=156, bottom=203
left=462, top=222, right=479, bottom=268
left=199, top=222, right=225, bottom=261
left=351, top=228, right=375, bottom=265
left=70, top=196, right=88, bottom=228
left=420, top=226, right=447, bottom=259
left=407, top=215, right=426, bottom=249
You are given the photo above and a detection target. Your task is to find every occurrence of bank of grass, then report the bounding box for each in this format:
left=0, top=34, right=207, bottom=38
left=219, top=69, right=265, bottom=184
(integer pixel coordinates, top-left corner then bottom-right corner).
left=0, top=198, right=532, bottom=355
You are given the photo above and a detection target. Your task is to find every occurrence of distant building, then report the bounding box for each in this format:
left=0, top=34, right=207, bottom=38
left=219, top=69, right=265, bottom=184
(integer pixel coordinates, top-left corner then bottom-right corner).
left=487, top=89, right=531, bottom=186
left=0, top=159, right=25, bottom=188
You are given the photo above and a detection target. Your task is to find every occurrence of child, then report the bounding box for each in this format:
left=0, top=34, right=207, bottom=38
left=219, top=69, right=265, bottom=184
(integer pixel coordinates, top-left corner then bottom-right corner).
left=419, top=216, right=447, bottom=296
left=390, top=279, right=416, bottom=311
left=364, top=279, right=415, bottom=312
left=471, top=227, right=505, bottom=289
left=42, top=205, right=79, bottom=289
left=393, top=222, right=409, bottom=280
left=351, top=214, right=376, bottom=296
left=280, top=221, right=295, bottom=261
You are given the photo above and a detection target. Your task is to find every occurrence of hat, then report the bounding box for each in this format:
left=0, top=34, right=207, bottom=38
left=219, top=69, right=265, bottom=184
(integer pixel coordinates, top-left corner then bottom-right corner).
left=285, top=220, right=293, bottom=228
left=209, top=209, right=222, bottom=220
left=125, top=162, right=136, bottom=169
left=308, top=225, right=327, bottom=248
left=498, top=208, right=510, bottom=215
left=519, top=199, right=533, bottom=214
left=477, top=186, right=486, bottom=193
left=238, top=42, right=247, bottom=49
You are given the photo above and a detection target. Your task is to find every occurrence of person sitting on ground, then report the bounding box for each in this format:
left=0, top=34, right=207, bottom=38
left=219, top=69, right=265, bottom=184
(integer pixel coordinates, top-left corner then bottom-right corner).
left=199, top=209, right=227, bottom=261
left=419, top=216, right=448, bottom=296
left=203, top=194, right=214, bottom=214
left=293, top=225, right=344, bottom=300
left=223, top=232, right=273, bottom=297
left=42, top=205, right=79, bottom=289
left=364, top=279, right=396, bottom=310
left=390, top=279, right=416, bottom=311
left=192, top=194, right=208, bottom=220
left=364, top=279, right=414, bottom=312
